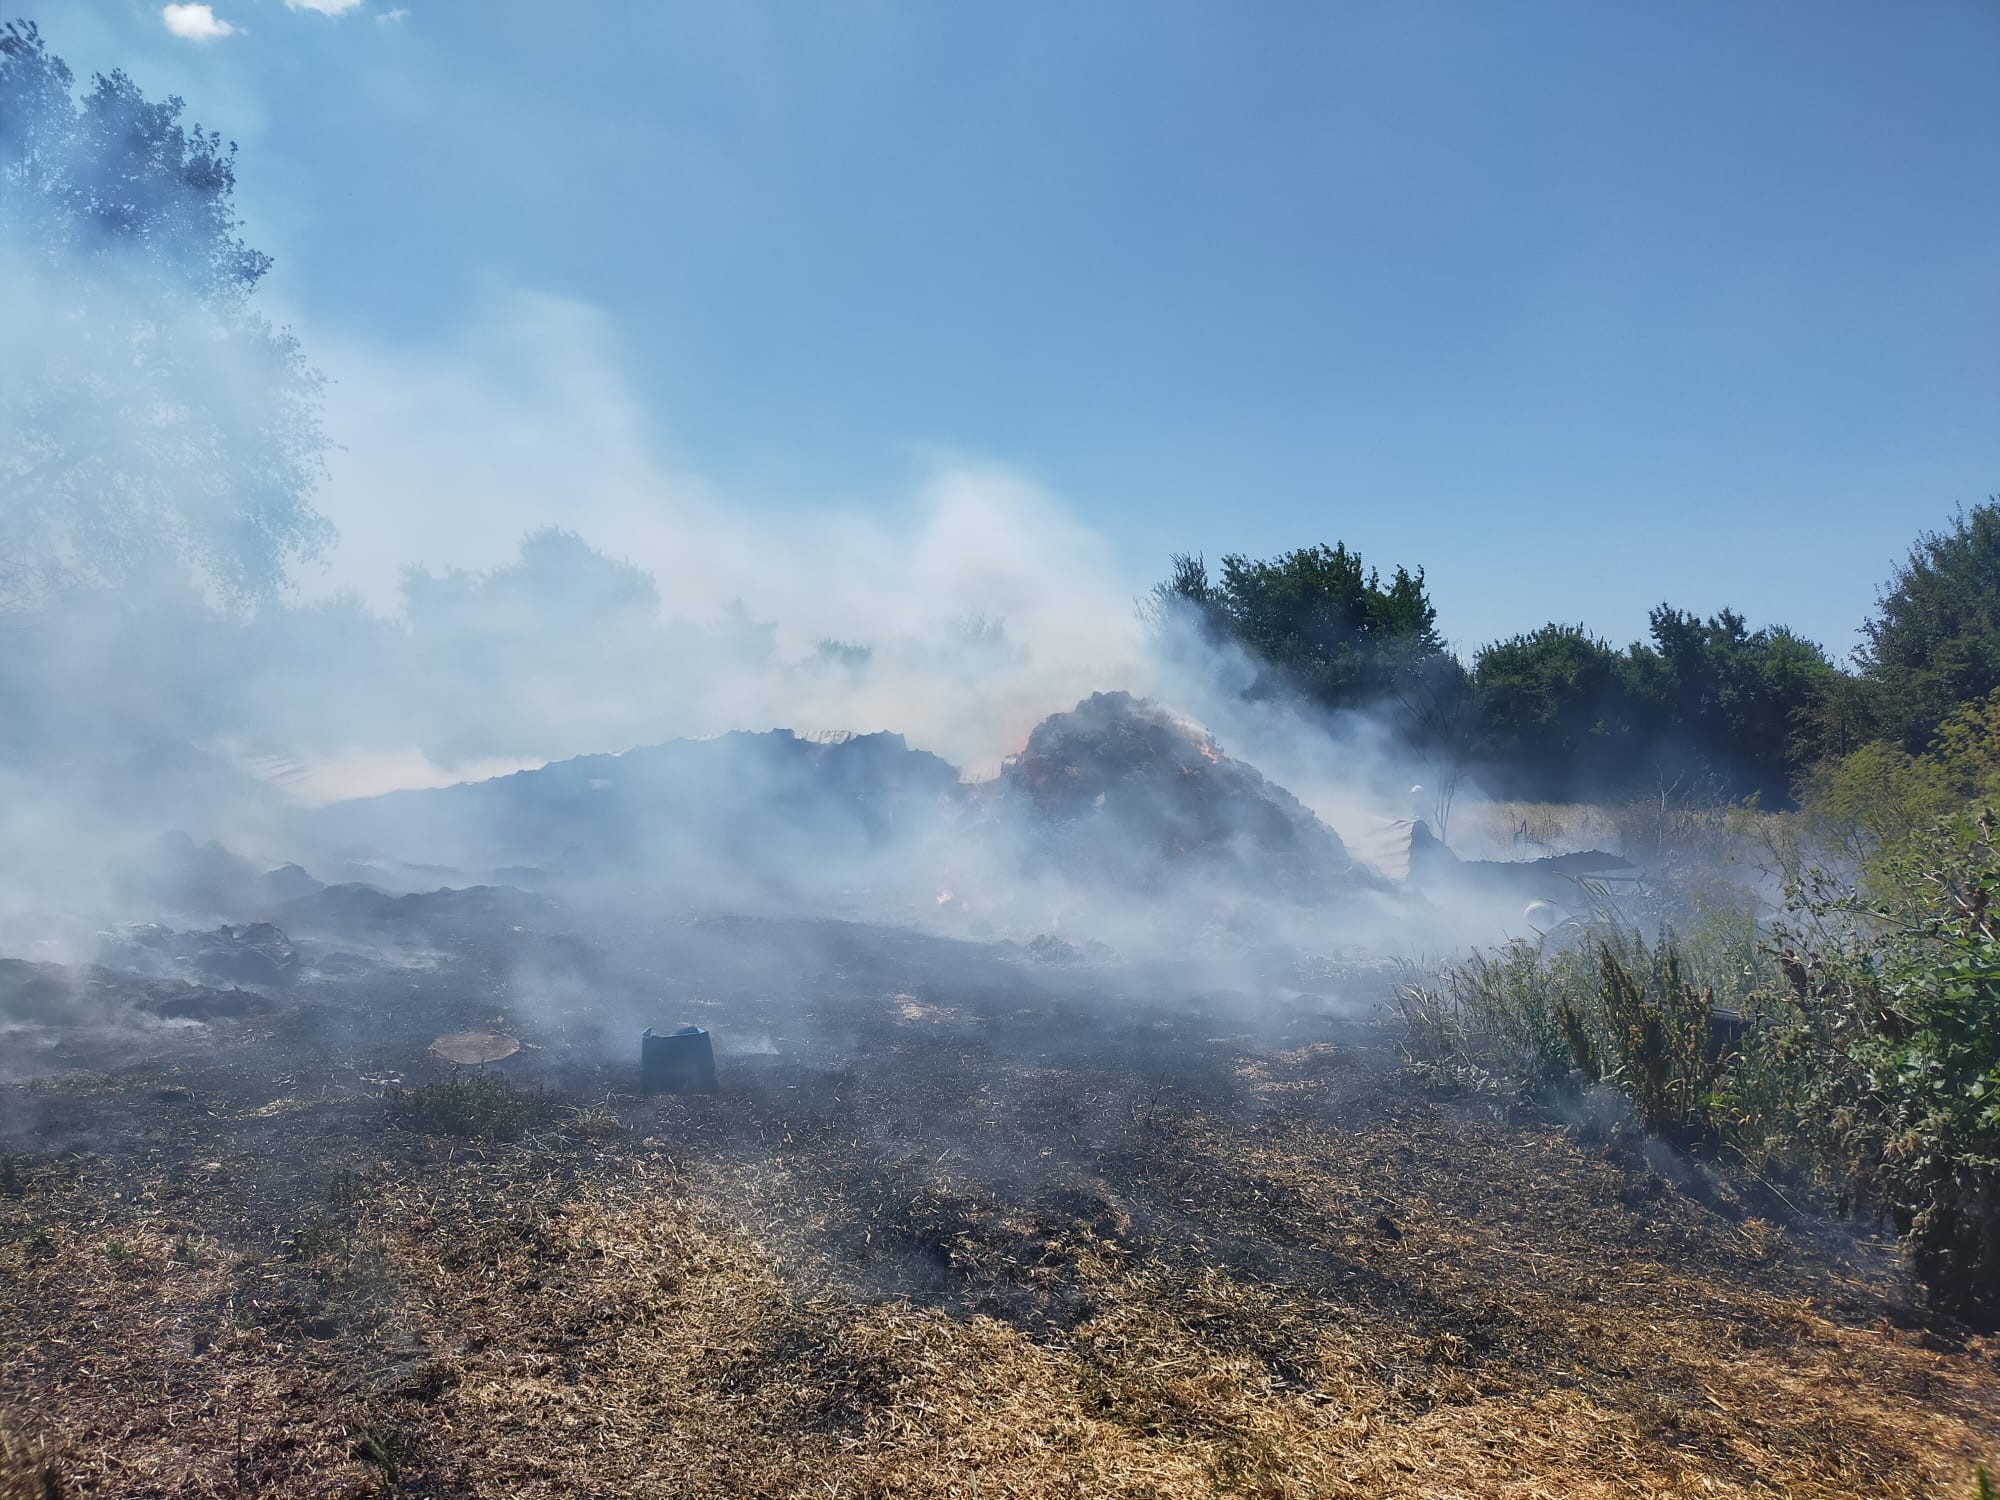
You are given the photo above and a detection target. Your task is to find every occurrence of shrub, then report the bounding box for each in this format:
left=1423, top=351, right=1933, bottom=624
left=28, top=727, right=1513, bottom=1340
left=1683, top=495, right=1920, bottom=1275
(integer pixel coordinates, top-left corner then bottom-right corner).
left=1396, top=921, right=1740, bottom=1142
left=1595, top=936, right=1716, bottom=1137
left=1400, top=803, right=2000, bottom=1319
left=1746, top=810, right=2000, bottom=1316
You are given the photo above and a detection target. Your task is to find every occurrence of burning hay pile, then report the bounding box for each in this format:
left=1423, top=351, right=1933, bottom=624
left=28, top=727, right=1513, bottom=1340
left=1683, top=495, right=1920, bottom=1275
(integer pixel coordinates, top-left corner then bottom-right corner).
left=999, top=692, right=1361, bottom=900
left=256, top=695, right=1379, bottom=940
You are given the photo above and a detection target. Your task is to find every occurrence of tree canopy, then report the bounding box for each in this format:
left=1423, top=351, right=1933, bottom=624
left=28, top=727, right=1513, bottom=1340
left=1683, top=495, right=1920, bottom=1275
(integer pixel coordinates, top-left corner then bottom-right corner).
left=1158, top=552, right=1843, bottom=806
left=1636, top=606, right=1836, bottom=803
left=1858, top=499, right=2000, bottom=755
left=1154, top=544, right=1446, bottom=710
left=0, top=20, right=328, bottom=608
left=1472, top=624, right=1638, bottom=788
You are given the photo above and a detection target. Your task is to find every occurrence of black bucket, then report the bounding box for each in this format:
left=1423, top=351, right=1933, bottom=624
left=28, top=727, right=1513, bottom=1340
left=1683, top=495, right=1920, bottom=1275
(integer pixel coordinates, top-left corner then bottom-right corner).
left=641, top=1025, right=716, bottom=1095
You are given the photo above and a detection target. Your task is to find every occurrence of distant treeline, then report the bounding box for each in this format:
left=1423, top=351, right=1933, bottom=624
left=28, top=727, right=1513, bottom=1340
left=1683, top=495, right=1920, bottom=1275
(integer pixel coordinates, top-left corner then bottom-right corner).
left=1152, top=501, right=2000, bottom=808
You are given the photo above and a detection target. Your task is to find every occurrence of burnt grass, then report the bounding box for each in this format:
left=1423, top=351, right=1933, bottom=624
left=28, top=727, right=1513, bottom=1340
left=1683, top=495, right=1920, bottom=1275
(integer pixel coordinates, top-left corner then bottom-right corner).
left=2, top=905, right=1997, bottom=1497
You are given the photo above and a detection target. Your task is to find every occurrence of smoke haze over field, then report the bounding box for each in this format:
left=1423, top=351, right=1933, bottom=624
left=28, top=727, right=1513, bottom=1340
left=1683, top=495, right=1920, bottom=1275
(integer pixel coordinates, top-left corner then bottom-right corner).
left=0, top=211, right=1415, bottom=951
left=0, top=18, right=1596, bottom=986
left=296, top=283, right=1154, bottom=784
left=7, top=247, right=1169, bottom=797
left=14, top=33, right=2000, bottom=1473
left=2, top=200, right=1414, bottom=821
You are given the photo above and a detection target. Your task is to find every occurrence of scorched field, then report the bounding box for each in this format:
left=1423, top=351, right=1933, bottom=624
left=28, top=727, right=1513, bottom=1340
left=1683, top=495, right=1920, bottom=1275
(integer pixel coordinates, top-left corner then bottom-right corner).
left=4, top=901, right=1995, bottom=1499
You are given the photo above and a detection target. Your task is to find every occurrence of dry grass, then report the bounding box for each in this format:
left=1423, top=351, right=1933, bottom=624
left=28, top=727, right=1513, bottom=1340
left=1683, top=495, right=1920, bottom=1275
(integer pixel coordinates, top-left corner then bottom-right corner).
left=1, top=1417, right=67, bottom=1500
left=1457, top=801, right=1626, bottom=859
left=2, top=916, right=1996, bottom=1497
left=6, top=1061, right=1996, bottom=1496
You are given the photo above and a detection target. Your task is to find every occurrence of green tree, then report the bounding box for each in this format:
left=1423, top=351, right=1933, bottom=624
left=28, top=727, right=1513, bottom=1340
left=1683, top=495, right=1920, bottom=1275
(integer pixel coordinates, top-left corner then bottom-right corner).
left=1467, top=610, right=1834, bottom=804
left=1801, top=688, right=2000, bottom=870
left=0, top=20, right=328, bottom=608
left=1638, top=606, right=1836, bottom=804
left=1859, top=500, right=2000, bottom=754
left=1152, top=544, right=1446, bottom=711
left=1471, top=624, right=1639, bottom=797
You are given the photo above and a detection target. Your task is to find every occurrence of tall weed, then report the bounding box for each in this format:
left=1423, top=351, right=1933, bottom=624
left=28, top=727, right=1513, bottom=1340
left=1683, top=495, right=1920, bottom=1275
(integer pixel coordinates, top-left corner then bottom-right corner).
left=1399, top=800, right=2000, bottom=1320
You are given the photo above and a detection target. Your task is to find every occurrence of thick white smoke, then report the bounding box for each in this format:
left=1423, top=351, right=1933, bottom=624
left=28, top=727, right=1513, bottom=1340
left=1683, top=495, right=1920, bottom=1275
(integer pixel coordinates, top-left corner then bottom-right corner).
left=251, top=286, right=1157, bottom=790
left=0, top=43, right=1437, bottom=960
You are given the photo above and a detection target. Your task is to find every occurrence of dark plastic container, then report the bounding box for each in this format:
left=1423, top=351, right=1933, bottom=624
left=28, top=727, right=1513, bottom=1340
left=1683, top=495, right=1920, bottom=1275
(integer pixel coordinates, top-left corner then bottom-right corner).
left=641, top=1025, right=716, bottom=1095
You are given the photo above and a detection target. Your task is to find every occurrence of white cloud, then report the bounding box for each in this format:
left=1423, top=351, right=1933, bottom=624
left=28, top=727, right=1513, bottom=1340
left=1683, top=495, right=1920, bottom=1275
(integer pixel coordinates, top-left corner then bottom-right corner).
left=161, top=3, right=236, bottom=41
left=378, top=7, right=410, bottom=20
left=286, top=0, right=366, bottom=13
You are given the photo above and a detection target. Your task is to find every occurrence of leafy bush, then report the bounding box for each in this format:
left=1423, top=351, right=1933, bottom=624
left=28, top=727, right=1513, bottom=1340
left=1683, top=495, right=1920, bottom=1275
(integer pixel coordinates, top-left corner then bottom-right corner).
left=1399, top=800, right=2000, bottom=1319
left=1744, top=811, right=2000, bottom=1315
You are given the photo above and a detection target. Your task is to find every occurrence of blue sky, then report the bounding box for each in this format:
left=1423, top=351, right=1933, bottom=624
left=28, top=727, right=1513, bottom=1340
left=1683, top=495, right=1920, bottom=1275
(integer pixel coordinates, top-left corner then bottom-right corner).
left=40, top=0, right=2000, bottom=659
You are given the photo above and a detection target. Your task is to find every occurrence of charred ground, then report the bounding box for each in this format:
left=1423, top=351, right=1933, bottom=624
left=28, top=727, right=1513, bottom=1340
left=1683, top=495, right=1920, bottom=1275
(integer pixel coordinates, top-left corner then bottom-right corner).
left=3, top=892, right=1996, bottom=1498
